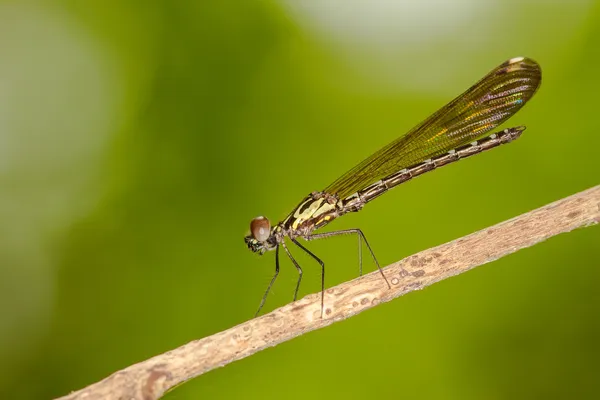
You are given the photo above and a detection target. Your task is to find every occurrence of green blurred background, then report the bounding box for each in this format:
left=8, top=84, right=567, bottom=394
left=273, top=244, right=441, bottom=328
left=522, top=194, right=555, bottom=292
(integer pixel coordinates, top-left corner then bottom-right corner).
left=1, top=1, right=599, bottom=399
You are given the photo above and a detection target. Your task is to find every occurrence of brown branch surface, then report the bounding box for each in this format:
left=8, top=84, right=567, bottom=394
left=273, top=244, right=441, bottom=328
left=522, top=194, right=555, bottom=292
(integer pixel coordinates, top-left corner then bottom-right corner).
left=57, top=185, right=600, bottom=400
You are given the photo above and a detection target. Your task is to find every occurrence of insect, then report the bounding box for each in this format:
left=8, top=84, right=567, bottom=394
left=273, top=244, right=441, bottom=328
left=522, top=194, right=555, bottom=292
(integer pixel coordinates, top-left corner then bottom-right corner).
left=245, top=57, right=541, bottom=317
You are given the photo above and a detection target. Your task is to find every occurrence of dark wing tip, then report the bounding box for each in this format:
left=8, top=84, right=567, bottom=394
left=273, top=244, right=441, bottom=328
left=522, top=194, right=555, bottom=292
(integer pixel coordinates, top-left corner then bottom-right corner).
left=498, top=56, right=542, bottom=79
left=495, top=56, right=542, bottom=102
left=500, top=56, right=539, bottom=68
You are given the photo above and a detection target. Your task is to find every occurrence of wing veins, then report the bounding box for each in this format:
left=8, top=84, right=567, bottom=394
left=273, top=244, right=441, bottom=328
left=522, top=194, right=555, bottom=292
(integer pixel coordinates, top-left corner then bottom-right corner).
left=324, top=57, right=542, bottom=199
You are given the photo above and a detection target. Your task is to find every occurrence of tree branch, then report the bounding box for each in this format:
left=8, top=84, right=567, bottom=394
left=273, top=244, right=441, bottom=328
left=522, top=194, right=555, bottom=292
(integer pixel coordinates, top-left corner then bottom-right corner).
left=57, top=185, right=600, bottom=400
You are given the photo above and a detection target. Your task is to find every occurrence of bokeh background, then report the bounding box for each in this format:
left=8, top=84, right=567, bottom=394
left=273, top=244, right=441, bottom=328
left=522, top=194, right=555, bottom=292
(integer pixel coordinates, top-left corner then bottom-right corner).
left=1, top=1, right=599, bottom=399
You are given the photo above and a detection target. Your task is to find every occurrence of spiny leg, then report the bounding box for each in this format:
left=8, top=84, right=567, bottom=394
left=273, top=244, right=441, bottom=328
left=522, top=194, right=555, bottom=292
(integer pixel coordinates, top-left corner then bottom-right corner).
left=357, top=232, right=362, bottom=276
left=306, top=229, right=391, bottom=288
left=255, top=245, right=280, bottom=317
left=281, top=241, right=303, bottom=302
left=291, top=238, right=325, bottom=318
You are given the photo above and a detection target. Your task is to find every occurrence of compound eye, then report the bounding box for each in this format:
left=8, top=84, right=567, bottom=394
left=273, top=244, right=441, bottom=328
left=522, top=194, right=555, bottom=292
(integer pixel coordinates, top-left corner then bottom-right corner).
left=250, top=216, right=271, bottom=242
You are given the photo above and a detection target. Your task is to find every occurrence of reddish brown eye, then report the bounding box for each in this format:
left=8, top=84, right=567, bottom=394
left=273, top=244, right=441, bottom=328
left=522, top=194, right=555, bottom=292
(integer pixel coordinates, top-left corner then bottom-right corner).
left=250, top=216, right=271, bottom=242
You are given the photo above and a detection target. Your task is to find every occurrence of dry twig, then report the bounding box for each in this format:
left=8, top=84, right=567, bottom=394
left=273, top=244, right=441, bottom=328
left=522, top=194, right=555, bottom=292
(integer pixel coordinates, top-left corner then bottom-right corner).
left=57, top=185, right=600, bottom=400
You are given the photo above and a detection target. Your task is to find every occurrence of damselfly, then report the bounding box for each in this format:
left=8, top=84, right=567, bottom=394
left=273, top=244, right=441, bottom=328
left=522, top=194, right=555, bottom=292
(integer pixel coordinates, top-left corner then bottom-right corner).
left=245, top=57, right=541, bottom=317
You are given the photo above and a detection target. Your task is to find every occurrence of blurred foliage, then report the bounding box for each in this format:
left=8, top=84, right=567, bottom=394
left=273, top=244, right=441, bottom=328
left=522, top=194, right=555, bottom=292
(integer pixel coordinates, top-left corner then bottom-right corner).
left=0, top=1, right=599, bottom=399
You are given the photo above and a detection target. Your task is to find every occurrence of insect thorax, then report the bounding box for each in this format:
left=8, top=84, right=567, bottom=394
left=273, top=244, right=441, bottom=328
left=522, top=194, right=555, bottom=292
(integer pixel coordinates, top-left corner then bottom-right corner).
left=281, top=192, right=343, bottom=236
